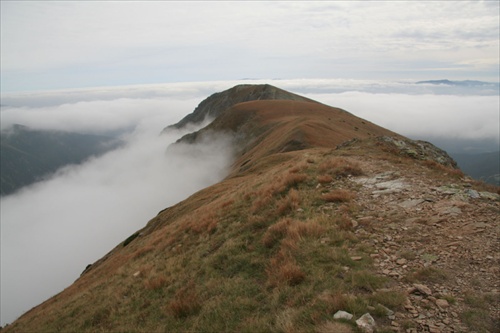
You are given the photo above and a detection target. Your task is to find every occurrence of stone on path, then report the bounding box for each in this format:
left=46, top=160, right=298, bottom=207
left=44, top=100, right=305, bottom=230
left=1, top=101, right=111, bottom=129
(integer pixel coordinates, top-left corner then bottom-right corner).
left=356, top=313, right=376, bottom=333
left=333, top=310, right=353, bottom=320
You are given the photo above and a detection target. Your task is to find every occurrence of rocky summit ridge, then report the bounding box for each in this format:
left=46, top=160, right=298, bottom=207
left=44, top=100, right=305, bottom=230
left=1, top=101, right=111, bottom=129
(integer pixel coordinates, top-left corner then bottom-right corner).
left=162, top=84, right=316, bottom=131
left=3, top=85, right=499, bottom=333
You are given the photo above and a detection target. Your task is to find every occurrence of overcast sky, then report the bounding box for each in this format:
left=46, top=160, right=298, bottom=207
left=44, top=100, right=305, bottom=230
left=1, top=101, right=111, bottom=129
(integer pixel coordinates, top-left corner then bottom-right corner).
left=1, top=1, right=499, bottom=92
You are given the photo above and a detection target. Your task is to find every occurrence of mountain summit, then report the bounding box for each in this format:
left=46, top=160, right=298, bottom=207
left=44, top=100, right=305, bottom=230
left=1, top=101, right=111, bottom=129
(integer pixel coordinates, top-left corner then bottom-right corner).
left=163, top=84, right=315, bottom=131
left=4, top=85, right=499, bottom=332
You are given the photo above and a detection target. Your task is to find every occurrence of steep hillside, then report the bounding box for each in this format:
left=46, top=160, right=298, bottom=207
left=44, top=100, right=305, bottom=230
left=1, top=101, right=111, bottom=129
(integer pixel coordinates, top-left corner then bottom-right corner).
left=0, top=125, right=122, bottom=196
left=3, top=86, right=499, bottom=333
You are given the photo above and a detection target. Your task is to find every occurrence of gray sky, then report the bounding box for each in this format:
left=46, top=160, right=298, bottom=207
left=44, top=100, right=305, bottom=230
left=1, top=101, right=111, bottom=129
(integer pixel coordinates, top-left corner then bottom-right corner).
left=1, top=1, right=499, bottom=92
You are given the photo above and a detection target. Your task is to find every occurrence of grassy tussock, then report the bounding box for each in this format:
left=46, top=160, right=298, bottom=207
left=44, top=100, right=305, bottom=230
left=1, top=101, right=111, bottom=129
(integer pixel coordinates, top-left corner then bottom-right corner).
left=263, top=218, right=292, bottom=248
left=263, top=217, right=327, bottom=288
left=267, top=252, right=305, bottom=287
left=276, top=188, right=301, bottom=216
left=263, top=218, right=325, bottom=248
left=132, top=246, right=155, bottom=259
left=287, top=219, right=325, bottom=242
left=319, top=157, right=363, bottom=178
left=167, top=283, right=201, bottom=318
left=317, top=174, right=333, bottom=184
left=250, top=170, right=307, bottom=214
left=315, top=321, right=354, bottom=333
left=422, top=159, right=464, bottom=179
left=347, top=270, right=388, bottom=292
left=144, top=275, right=167, bottom=290
left=369, top=290, right=407, bottom=310
left=266, top=171, right=308, bottom=196
left=405, top=266, right=449, bottom=283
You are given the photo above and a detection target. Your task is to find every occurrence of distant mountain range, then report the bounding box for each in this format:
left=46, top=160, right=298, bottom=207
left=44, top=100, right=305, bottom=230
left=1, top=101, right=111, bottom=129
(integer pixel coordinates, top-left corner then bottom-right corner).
left=416, top=79, right=499, bottom=88
left=0, top=125, right=122, bottom=196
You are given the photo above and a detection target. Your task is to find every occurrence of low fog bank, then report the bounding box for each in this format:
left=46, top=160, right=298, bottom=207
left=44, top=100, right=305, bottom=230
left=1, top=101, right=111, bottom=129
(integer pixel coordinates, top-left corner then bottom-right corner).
left=0, top=97, right=199, bottom=135
left=0, top=96, right=234, bottom=325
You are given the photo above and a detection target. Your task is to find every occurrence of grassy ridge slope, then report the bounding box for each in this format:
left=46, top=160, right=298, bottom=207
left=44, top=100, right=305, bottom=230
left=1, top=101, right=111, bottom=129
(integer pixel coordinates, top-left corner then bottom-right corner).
left=4, top=88, right=498, bottom=332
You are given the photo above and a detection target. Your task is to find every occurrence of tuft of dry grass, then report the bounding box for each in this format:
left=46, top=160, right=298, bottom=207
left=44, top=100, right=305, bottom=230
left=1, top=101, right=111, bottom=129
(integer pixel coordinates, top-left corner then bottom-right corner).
left=144, top=276, right=167, bottom=290
left=276, top=188, right=301, bottom=216
left=406, top=266, right=448, bottom=284
left=282, top=172, right=308, bottom=189
left=278, top=262, right=306, bottom=286
left=263, top=218, right=293, bottom=248
left=317, top=174, right=333, bottom=184
left=319, top=290, right=350, bottom=314
left=332, top=215, right=354, bottom=231
left=315, top=321, right=354, bottom=333
left=251, top=192, right=273, bottom=213
left=319, top=158, right=363, bottom=178
left=132, top=246, right=155, bottom=259
left=369, top=290, right=407, bottom=310
left=188, top=213, right=218, bottom=234
left=322, top=190, right=355, bottom=203
left=268, top=254, right=306, bottom=287
left=167, top=284, right=201, bottom=318
left=287, top=219, right=325, bottom=242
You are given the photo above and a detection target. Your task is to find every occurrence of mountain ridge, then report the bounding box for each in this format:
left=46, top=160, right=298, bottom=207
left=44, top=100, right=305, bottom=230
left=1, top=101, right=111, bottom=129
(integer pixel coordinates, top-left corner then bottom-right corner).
left=0, top=125, right=122, bottom=196
left=162, top=84, right=317, bottom=132
left=3, top=85, right=499, bottom=333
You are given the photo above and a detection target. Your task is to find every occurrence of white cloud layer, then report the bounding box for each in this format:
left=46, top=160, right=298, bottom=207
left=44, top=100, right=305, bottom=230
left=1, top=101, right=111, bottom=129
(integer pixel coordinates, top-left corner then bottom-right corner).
left=0, top=79, right=498, bottom=325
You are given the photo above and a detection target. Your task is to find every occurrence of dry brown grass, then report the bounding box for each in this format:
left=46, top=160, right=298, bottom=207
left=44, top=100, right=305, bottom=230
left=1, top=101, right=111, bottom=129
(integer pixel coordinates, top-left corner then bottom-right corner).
left=267, top=254, right=306, bottom=287
left=144, top=276, right=167, bottom=290
left=471, top=179, right=500, bottom=195
left=263, top=218, right=292, bottom=248
left=167, top=283, right=201, bottom=318
left=263, top=217, right=325, bottom=248
left=282, top=172, right=308, bottom=189
left=250, top=192, right=273, bottom=213
left=317, top=174, right=333, bottom=184
left=322, top=189, right=355, bottom=203
left=319, top=158, right=363, bottom=178
left=287, top=219, right=325, bottom=242
left=278, top=262, right=306, bottom=286
left=319, top=290, right=350, bottom=314
left=315, top=321, right=354, bottom=333
left=276, top=188, right=301, bottom=216
left=423, top=160, right=464, bottom=179
left=132, top=246, right=155, bottom=259
left=333, top=215, right=354, bottom=230
left=188, top=212, right=218, bottom=234
left=289, top=162, right=308, bottom=174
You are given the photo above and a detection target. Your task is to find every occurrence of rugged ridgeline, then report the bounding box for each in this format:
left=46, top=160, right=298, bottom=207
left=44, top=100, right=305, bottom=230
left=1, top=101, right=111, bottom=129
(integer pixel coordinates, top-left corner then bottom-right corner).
left=162, top=84, right=316, bottom=131
left=4, top=85, right=499, bottom=333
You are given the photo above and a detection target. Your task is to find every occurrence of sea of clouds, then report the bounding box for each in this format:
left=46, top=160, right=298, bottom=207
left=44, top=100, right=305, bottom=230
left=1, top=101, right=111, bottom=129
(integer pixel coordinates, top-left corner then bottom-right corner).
left=1, top=78, right=499, bottom=325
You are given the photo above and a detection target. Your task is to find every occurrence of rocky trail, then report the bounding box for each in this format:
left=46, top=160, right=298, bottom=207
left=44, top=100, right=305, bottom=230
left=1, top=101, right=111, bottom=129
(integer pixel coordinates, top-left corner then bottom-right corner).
left=319, top=153, right=500, bottom=332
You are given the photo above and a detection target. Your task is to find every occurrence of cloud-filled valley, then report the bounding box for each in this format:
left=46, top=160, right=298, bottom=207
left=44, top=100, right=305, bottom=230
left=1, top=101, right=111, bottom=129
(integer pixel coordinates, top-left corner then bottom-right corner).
left=1, top=79, right=498, bottom=325
left=0, top=89, right=233, bottom=325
